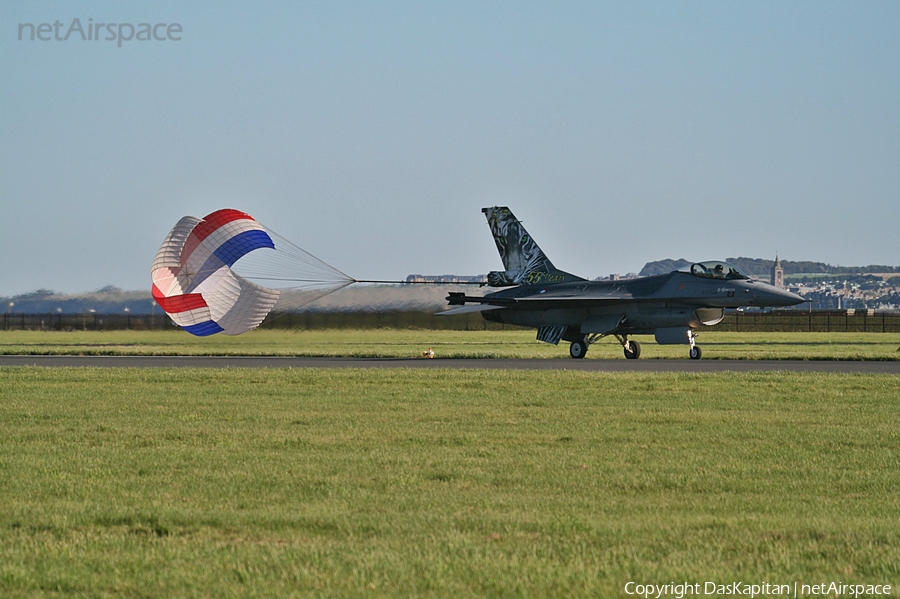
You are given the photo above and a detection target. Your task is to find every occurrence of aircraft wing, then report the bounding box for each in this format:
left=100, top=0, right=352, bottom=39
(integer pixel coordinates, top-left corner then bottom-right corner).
left=516, top=290, right=636, bottom=301
left=511, top=296, right=638, bottom=309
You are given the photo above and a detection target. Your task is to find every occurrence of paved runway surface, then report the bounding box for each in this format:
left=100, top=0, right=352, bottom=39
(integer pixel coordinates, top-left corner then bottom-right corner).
left=2, top=355, right=899, bottom=373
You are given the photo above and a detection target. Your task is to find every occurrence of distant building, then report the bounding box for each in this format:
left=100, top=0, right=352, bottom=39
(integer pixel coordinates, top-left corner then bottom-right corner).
left=601, top=273, right=638, bottom=281
left=405, top=274, right=487, bottom=284
left=771, top=255, right=784, bottom=289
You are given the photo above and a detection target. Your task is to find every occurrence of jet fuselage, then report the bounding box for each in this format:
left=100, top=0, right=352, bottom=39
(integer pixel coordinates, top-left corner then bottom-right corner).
left=480, top=270, right=803, bottom=336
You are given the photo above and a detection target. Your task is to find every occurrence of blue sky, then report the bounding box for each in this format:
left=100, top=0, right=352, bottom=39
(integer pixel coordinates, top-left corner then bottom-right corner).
left=2, top=1, right=898, bottom=295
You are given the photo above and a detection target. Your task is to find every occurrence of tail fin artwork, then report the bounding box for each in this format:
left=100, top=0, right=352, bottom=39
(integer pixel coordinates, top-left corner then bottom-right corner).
left=482, top=206, right=585, bottom=287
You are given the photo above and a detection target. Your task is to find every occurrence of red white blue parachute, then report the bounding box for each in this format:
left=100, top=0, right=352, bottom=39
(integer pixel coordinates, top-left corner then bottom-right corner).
left=151, top=209, right=353, bottom=336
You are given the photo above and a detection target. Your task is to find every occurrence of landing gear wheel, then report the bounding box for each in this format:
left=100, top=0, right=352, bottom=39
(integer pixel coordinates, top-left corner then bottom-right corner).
left=623, top=340, right=641, bottom=359
left=569, top=340, right=588, bottom=359
left=689, top=346, right=702, bottom=360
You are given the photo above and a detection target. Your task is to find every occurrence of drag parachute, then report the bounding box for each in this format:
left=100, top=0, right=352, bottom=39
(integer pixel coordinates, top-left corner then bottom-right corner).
left=151, top=209, right=353, bottom=336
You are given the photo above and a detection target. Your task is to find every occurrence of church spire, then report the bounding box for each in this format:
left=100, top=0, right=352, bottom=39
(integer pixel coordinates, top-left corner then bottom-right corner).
left=771, top=255, right=784, bottom=289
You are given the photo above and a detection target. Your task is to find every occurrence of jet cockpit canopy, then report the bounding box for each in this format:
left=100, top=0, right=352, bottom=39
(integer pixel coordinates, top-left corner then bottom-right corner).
left=679, top=261, right=750, bottom=281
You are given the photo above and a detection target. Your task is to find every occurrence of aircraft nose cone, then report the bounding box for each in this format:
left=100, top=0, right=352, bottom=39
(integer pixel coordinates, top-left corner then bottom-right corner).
left=756, top=287, right=806, bottom=307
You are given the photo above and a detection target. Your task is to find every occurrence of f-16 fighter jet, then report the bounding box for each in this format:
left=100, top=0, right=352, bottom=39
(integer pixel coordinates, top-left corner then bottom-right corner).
left=441, top=207, right=805, bottom=359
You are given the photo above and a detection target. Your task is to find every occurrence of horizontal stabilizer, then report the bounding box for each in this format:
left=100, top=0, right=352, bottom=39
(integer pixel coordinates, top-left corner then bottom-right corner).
left=435, top=304, right=506, bottom=316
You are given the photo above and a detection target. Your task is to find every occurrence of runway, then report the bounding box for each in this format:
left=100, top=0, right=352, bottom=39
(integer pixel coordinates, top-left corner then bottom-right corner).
left=1, top=355, right=899, bottom=373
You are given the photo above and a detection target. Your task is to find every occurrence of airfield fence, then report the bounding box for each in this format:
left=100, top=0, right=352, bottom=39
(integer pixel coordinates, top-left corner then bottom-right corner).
left=0, top=310, right=514, bottom=332
left=2, top=312, right=174, bottom=332
left=4, top=310, right=900, bottom=333
left=717, top=310, right=900, bottom=333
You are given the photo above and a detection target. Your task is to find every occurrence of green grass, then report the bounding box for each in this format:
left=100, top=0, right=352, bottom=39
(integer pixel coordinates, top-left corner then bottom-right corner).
left=1, top=367, right=898, bottom=597
left=1, top=329, right=900, bottom=360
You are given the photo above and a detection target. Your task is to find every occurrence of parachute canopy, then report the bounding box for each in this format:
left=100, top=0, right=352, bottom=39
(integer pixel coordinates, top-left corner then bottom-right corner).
left=151, top=209, right=354, bottom=336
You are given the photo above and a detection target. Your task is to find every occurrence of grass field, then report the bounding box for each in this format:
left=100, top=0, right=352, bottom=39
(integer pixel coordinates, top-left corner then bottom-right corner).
left=1, top=366, right=898, bottom=598
left=1, top=329, right=900, bottom=360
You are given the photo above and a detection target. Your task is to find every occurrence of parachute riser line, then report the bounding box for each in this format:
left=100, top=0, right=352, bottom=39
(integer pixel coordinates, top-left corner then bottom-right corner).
left=351, top=279, right=485, bottom=285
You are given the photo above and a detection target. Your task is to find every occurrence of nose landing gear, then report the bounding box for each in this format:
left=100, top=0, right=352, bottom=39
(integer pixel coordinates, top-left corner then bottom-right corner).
left=688, top=330, right=702, bottom=359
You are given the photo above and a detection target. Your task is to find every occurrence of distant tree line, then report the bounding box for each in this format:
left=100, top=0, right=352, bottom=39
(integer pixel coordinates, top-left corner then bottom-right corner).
left=0, top=287, right=156, bottom=315
left=637, top=259, right=693, bottom=276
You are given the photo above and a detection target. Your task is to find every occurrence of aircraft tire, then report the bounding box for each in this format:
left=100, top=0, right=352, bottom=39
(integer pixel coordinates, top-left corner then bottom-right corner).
left=569, top=341, right=587, bottom=359
left=623, top=340, right=641, bottom=360
left=689, top=346, right=702, bottom=360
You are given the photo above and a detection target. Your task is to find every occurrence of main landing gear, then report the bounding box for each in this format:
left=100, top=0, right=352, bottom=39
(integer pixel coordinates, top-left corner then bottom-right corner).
left=569, top=340, right=588, bottom=359
left=568, top=331, right=704, bottom=360
left=569, top=333, right=605, bottom=359
left=624, top=339, right=642, bottom=359
left=567, top=334, right=642, bottom=360
left=616, top=334, right=641, bottom=360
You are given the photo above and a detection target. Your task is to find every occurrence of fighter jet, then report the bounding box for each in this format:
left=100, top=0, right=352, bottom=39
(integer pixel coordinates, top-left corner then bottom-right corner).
left=440, top=206, right=805, bottom=359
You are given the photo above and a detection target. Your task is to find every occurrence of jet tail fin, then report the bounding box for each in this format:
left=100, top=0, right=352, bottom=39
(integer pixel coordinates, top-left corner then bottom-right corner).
left=482, top=206, right=585, bottom=286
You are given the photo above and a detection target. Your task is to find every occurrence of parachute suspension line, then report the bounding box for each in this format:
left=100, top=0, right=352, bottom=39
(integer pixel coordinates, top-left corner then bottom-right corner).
left=228, top=221, right=358, bottom=312
left=234, top=223, right=354, bottom=284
